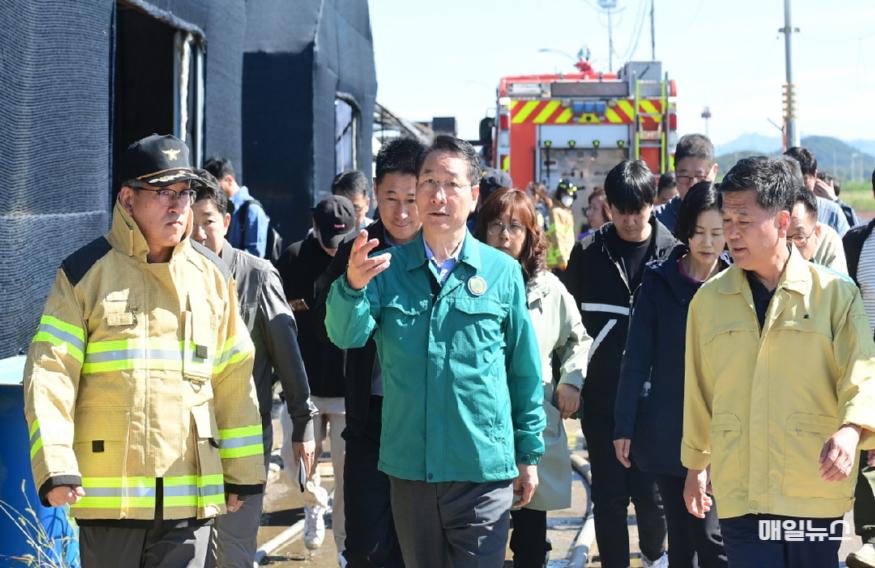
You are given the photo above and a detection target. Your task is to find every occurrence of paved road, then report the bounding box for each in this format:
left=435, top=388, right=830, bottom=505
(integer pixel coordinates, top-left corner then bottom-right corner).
left=258, top=417, right=862, bottom=567
left=258, top=419, right=593, bottom=567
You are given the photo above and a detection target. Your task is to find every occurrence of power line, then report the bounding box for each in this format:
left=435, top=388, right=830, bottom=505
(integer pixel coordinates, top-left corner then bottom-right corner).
left=619, top=0, right=649, bottom=62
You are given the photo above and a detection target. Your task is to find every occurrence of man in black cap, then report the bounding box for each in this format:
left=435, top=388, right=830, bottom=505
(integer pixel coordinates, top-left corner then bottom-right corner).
left=24, top=133, right=264, bottom=566
left=276, top=195, right=357, bottom=557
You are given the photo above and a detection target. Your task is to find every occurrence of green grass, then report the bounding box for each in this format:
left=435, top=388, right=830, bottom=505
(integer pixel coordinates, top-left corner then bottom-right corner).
left=839, top=181, right=874, bottom=213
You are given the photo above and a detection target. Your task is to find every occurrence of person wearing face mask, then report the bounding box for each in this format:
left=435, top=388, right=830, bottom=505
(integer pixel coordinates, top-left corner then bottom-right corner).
left=614, top=182, right=729, bottom=568
left=545, top=179, right=578, bottom=271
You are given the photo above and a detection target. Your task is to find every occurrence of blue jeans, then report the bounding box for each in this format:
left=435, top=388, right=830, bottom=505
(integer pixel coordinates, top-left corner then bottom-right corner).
left=719, top=514, right=843, bottom=568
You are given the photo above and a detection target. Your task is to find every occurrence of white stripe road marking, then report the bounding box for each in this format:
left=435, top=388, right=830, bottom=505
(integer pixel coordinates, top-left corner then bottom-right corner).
left=580, top=302, right=630, bottom=316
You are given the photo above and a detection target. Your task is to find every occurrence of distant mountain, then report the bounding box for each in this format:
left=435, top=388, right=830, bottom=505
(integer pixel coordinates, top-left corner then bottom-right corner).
left=716, top=135, right=875, bottom=182
left=715, top=133, right=781, bottom=155
left=850, top=139, right=875, bottom=158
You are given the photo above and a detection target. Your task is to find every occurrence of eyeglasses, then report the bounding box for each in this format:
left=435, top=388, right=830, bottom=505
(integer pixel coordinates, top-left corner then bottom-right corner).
left=133, top=185, right=196, bottom=205
left=418, top=178, right=470, bottom=195
left=486, top=220, right=526, bottom=237
left=789, top=227, right=816, bottom=247
left=676, top=173, right=709, bottom=185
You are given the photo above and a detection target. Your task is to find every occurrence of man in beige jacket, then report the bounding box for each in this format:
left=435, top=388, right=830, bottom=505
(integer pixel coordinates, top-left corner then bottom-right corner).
left=682, top=156, right=875, bottom=568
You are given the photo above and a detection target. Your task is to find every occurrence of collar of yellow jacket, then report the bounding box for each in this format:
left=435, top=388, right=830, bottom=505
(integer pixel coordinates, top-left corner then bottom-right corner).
left=108, top=200, right=194, bottom=263
left=718, top=245, right=812, bottom=297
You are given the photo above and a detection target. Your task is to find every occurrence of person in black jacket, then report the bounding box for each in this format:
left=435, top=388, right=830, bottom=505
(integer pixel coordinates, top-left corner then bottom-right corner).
left=562, top=160, right=674, bottom=568
left=614, top=182, right=729, bottom=568
left=313, top=137, right=426, bottom=567
left=276, top=195, right=356, bottom=555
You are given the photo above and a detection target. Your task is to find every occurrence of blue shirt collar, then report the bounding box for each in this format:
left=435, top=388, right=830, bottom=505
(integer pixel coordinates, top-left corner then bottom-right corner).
left=424, top=237, right=462, bottom=284
left=404, top=230, right=482, bottom=272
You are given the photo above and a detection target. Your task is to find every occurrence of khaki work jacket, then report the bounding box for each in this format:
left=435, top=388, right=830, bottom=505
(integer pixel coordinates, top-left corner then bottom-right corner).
left=682, top=247, right=875, bottom=518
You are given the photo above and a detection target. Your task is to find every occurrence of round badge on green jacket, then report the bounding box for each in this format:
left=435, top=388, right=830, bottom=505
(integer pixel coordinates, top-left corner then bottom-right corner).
left=467, top=275, right=487, bottom=296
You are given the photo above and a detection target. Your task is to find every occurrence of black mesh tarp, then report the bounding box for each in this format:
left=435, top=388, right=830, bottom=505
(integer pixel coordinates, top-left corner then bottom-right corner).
left=118, top=0, right=246, bottom=175
left=0, top=0, right=374, bottom=358
left=242, top=0, right=377, bottom=244
left=0, top=0, right=248, bottom=358
left=0, top=0, right=112, bottom=358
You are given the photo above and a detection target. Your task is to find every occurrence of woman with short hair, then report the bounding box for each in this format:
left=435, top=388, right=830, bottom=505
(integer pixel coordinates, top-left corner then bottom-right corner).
left=475, top=188, right=592, bottom=567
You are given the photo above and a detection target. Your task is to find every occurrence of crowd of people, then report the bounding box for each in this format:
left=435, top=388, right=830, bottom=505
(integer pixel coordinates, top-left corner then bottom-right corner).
left=20, top=129, right=875, bottom=568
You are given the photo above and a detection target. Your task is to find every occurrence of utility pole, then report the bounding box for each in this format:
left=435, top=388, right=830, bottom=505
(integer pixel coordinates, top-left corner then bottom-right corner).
left=598, top=0, right=618, bottom=72
left=779, top=0, right=799, bottom=148
left=650, top=0, right=656, bottom=60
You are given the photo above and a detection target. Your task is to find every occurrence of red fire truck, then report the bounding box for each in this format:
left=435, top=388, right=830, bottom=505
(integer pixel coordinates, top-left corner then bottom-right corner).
left=490, top=59, right=678, bottom=204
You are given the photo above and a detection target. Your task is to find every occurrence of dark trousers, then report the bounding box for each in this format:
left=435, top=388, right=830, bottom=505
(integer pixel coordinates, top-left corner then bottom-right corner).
left=389, top=477, right=513, bottom=568
left=855, top=451, right=875, bottom=544
left=582, top=413, right=666, bottom=567
left=80, top=523, right=210, bottom=568
left=509, top=508, right=548, bottom=567
left=720, top=514, right=842, bottom=568
left=655, top=474, right=727, bottom=568
left=343, top=397, right=404, bottom=568
left=207, top=427, right=272, bottom=567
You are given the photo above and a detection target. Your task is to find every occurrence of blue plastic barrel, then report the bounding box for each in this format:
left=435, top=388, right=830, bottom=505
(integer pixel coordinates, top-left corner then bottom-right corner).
left=0, top=356, right=79, bottom=567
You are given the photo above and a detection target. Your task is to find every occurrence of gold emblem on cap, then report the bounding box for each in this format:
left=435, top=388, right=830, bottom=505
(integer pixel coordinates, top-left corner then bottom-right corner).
left=161, top=148, right=181, bottom=161
left=467, top=275, right=487, bottom=296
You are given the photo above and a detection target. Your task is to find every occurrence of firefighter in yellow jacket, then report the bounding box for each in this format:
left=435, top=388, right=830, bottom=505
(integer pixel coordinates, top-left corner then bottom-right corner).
left=24, top=134, right=265, bottom=566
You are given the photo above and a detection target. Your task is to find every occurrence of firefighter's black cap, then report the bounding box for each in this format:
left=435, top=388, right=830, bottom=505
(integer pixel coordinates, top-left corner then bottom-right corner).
left=120, top=134, right=201, bottom=187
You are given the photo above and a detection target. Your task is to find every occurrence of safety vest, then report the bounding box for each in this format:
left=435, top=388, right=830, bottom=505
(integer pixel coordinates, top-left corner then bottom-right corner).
left=546, top=207, right=575, bottom=270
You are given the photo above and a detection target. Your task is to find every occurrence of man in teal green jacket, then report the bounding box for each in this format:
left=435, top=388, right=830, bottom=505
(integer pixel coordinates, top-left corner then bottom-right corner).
left=326, top=135, right=545, bottom=568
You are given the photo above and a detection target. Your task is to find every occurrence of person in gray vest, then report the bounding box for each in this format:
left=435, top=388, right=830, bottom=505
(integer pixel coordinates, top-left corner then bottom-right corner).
left=192, top=173, right=317, bottom=567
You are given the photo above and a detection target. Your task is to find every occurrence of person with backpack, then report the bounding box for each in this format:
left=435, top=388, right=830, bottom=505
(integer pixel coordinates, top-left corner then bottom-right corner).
left=205, top=156, right=272, bottom=258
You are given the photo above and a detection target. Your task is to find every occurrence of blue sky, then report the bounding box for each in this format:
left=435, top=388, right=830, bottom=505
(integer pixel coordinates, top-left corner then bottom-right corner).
left=370, top=0, right=875, bottom=146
